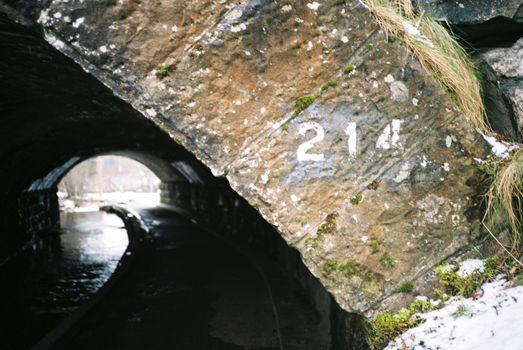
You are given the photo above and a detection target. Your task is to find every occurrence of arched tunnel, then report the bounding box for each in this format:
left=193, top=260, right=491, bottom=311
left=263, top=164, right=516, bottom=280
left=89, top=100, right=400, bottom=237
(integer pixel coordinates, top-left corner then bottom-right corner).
left=0, top=11, right=220, bottom=257
left=0, top=12, right=362, bottom=350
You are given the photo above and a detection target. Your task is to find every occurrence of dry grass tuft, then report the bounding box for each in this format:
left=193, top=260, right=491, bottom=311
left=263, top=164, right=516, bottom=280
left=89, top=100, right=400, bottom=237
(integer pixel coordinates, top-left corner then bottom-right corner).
left=484, top=149, right=523, bottom=266
left=362, top=0, right=523, bottom=266
left=361, top=0, right=490, bottom=133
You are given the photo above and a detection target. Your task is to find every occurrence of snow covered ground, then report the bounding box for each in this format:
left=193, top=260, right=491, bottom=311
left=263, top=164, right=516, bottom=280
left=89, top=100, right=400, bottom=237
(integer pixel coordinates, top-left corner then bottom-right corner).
left=387, top=276, right=523, bottom=350
left=58, top=191, right=160, bottom=212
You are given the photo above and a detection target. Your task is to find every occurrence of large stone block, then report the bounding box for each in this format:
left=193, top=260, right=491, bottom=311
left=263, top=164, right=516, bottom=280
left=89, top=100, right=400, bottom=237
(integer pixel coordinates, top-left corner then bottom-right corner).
left=483, top=38, right=523, bottom=138
left=418, top=0, right=523, bottom=24
left=1, top=0, right=492, bottom=316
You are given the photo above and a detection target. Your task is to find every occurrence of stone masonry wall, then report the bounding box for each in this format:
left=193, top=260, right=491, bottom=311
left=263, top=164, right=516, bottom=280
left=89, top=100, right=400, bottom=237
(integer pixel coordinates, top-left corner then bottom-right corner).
left=1, top=0, right=498, bottom=316
left=17, top=188, right=60, bottom=242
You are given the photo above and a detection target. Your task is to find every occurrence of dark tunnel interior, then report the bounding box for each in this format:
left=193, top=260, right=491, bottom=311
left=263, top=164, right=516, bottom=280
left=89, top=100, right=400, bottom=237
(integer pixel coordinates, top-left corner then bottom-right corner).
left=0, top=13, right=367, bottom=350
left=0, top=12, right=221, bottom=261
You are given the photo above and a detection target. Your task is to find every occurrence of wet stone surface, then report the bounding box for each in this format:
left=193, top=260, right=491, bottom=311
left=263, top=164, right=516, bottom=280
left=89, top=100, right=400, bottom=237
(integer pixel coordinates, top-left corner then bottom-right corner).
left=0, top=211, right=128, bottom=349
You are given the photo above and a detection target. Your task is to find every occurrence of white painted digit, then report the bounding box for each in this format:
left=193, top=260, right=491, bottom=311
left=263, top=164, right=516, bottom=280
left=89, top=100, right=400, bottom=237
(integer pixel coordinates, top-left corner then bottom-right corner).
left=376, top=119, right=402, bottom=150
left=297, top=122, right=325, bottom=162
left=391, top=119, right=402, bottom=147
left=345, top=122, right=357, bottom=157
left=376, top=124, right=392, bottom=150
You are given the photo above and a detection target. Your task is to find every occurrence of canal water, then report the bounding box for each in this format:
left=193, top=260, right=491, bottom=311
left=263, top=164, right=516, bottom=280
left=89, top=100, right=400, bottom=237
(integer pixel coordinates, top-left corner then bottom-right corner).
left=1, top=211, right=128, bottom=349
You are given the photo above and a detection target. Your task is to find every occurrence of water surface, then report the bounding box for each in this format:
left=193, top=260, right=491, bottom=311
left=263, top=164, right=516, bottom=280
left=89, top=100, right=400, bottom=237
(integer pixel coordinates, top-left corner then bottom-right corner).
left=0, top=211, right=128, bottom=349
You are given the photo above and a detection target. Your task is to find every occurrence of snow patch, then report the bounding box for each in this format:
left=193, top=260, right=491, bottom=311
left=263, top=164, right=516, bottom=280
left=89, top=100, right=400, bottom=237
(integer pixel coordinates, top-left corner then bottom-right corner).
left=44, top=32, right=65, bottom=50
left=482, top=134, right=518, bottom=158
left=446, top=135, right=453, bottom=148
left=387, top=276, right=523, bottom=350
left=307, top=41, right=313, bottom=51
left=384, top=74, right=395, bottom=83
left=281, top=5, right=292, bottom=12
left=72, top=17, right=85, bottom=28
left=307, top=2, right=320, bottom=10
left=230, top=22, right=247, bottom=33
left=420, top=157, right=427, bottom=168
left=401, top=22, right=434, bottom=47
left=145, top=108, right=157, bottom=117
left=457, top=259, right=484, bottom=278
left=261, top=173, right=269, bottom=185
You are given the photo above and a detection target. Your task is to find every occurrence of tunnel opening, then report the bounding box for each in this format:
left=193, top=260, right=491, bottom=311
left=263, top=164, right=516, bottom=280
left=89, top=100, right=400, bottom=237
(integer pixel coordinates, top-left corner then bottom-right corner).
left=449, top=16, right=523, bottom=50
left=0, top=11, right=367, bottom=350
left=57, top=155, right=162, bottom=212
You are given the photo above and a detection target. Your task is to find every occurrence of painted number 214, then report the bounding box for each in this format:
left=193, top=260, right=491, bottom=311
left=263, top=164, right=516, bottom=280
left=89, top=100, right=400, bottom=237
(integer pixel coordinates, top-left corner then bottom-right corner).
left=296, top=119, right=402, bottom=162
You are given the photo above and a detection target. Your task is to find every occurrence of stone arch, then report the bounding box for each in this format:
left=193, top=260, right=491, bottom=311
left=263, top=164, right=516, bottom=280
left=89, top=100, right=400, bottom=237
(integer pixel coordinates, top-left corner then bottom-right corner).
left=0, top=8, right=388, bottom=348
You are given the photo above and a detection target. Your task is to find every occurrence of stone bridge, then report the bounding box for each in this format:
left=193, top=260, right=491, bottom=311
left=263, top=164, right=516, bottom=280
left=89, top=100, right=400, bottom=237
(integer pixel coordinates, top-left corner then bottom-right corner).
left=1, top=0, right=522, bottom=334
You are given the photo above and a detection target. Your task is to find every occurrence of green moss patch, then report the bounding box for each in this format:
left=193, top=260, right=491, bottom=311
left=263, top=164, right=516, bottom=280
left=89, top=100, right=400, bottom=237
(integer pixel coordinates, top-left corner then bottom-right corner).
left=299, top=215, right=309, bottom=226
left=317, top=212, right=338, bottom=235
left=366, top=298, right=436, bottom=349
left=320, top=79, right=337, bottom=91
left=322, top=259, right=377, bottom=285
left=435, top=257, right=498, bottom=298
left=351, top=193, right=363, bottom=205
left=367, top=180, right=380, bottom=190
left=380, top=252, right=396, bottom=269
left=294, top=92, right=320, bottom=116
left=370, top=241, right=380, bottom=254
left=156, top=64, right=173, bottom=80
left=397, top=281, right=414, bottom=293
left=343, top=64, right=355, bottom=74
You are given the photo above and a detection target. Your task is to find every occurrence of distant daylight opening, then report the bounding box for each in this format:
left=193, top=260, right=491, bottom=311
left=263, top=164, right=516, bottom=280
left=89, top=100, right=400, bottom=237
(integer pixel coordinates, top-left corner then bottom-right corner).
left=58, top=155, right=161, bottom=213
left=1, top=155, right=164, bottom=348
left=0, top=12, right=356, bottom=349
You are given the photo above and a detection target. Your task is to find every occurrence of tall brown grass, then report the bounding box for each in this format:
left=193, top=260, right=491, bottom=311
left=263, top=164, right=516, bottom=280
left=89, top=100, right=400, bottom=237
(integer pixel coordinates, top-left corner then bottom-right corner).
left=361, top=0, right=490, bottom=134
left=484, top=150, right=523, bottom=267
left=362, top=0, right=522, bottom=266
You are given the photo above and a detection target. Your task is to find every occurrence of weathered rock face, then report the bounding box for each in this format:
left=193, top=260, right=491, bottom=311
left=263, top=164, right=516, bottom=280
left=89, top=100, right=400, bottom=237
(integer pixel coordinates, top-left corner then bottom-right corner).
left=421, top=1, right=523, bottom=141
left=484, top=38, right=523, bottom=77
left=418, top=0, right=523, bottom=24
left=418, top=0, right=523, bottom=50
left=1, top=0, right=492, bottom=316
left=483, top=38, right=523, bottom=138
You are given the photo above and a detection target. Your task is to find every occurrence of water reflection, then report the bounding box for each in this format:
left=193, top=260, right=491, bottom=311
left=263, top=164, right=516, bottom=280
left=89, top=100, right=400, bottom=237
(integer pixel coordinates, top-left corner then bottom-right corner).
left=28, top=212, right=128, bottom=313
left=1, top=211, right=128, bottom=348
